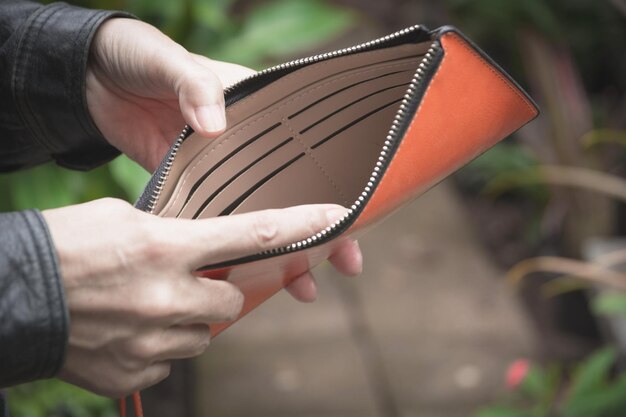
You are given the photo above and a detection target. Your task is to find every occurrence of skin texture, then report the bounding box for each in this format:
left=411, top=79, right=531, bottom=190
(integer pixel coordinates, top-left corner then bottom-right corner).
left=43, top=18, right=363, bottom=397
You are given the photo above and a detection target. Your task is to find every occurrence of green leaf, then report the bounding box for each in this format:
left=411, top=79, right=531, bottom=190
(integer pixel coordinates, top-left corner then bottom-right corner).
left=210, top=0, right=356, bottom=67
left=568, top=347, right=616, bottom=399
left=592, top=292, right=626, bottom=317
left=108, top=155, right=151, bottom=202
left=562, top=373, right=626, bottom=417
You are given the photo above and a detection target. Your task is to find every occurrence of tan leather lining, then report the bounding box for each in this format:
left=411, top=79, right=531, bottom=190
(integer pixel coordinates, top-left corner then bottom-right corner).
left=155, top=41, right=432, bottom=218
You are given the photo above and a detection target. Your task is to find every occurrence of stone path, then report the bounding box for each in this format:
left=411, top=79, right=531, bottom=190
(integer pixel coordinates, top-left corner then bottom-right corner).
left=195, top=182, right=535, bottom=417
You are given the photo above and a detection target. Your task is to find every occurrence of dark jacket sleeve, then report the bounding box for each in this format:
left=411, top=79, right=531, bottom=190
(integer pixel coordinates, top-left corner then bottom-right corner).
left=0, top=210, right=67, bottom=388
left=0, top=0, right=133, bottom=172
left=0, top=1, right=133, bottom=388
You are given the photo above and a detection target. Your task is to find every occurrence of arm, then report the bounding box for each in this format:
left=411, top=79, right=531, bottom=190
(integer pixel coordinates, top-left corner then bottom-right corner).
left=0, top=0, right=130, bottom=388
left=0, top=210, right=67, bottom=387
left=0, top=0, right=130, bottom=172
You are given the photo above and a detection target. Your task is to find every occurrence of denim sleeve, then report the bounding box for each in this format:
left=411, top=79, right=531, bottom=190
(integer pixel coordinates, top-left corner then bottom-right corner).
left=0, top=0, right=133, bottom=172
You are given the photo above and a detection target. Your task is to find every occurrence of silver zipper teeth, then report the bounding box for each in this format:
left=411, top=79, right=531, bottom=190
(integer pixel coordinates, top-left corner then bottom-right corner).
left=147, top=126, right=191, bottom=213
left=264, top=40, right=441, bottom=256
left=148, top=26, right=440, bottom=257
left=148, top=25, right=424, bottom=214
left=222, top=25, right=423, bottom=97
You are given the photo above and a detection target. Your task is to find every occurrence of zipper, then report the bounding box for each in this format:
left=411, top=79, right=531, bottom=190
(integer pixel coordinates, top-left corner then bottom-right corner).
left=145, top=26, right=442, bottom=263
left=146, top=25, right=429, bottom=214
left=146, top=125, right=191, bottom=213
left=263, top=40, right=441, bottom=257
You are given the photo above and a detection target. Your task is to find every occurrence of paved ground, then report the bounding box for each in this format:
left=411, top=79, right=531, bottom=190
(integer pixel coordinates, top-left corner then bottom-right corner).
left=194, top=182, right=536, bottom=417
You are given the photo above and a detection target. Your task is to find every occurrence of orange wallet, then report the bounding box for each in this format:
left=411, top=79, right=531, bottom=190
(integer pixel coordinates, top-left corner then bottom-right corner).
left=136, top=24, right=539, bottom=336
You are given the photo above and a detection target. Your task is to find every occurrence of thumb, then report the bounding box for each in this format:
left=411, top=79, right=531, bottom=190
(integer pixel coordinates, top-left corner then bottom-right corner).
left=174, top=59, right=227, bottom=137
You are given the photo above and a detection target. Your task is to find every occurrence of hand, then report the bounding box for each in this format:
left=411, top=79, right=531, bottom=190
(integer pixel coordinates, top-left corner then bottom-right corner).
left=86, top=18, right=254, bottom=172
left=44, top=199, right=361, bottom=397
left=84, top=19, right=361, bottom=306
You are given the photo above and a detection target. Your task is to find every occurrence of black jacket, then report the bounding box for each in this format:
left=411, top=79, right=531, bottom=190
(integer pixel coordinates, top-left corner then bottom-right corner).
left=0, top=1, right=130, bottom=389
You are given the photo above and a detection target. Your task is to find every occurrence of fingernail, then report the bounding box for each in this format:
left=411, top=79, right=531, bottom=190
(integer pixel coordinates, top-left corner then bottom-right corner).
left=326, top=206, right=348, bottom=224
left=195, top=105, right=226, bottom=133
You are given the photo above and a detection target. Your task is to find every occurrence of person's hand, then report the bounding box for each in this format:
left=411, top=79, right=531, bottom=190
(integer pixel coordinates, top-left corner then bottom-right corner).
left=43, top=199, right=361, bottom=397
left=84, top=18, right=362, bottom=305
left=86, top=18, right=253, bottom=172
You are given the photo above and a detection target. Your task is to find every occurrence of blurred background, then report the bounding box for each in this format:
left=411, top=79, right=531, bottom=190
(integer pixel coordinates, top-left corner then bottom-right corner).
left=5, top=0, right=626, bottom=416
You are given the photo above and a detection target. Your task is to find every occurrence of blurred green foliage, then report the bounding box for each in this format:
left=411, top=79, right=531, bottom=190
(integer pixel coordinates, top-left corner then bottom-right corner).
left=476, top=348, right=626, bottom=417
left=5, top=0, right=356, bottom=415
left=452, top=0, right=626, bottom=250
left=8, top=380, right=117, bottom=417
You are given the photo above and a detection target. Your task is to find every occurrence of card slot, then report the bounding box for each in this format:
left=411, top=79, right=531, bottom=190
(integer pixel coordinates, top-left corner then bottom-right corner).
left=312, top=98, right=403, bottom=150
left=191, top=136, right=294, bottom=219
left=187, top=80, right=411, bottom=218
left=163, top=58, right=421, bottom=217
left=227, top=155, right=347, bottom=216
left=219, top=152, right=307, bottom=216
left=193, top=140, right=317, bottom=219
left=223, top=100, right=402, bottom=216
left=154, top=43, right=429, bottom=216
left=225, top=46, right=428, bottom=123
left=161, top=120, right=291, bottom=217
left=178, top=122, right=281, bottom=214
left=287, top=67, right=416, bottom=120
left=310, top=103, right=400, bottom=201
left=298, top=82, right=410, bottom=135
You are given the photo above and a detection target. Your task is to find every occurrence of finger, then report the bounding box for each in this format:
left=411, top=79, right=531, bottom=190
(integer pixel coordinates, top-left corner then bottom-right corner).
left=171, top=57, right=227, bottom=136
left=130, top=362, right=171, bottom=394
left=180, top=278, right=244, bottom=324
left=329, top=239, right=363, bottom=276
left=191, top=53, right=256, bottom=90
left=285, top=271, right=317, bottom=302
left=159, top=204, right=348, bottom=268
left=163, top=51, right=226, bottom=137
left=153, top=324, right=211, bottom=360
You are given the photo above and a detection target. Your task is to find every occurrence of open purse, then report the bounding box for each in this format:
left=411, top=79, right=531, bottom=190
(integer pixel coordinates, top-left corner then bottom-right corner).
left=136, top=24, right=538, bottom=334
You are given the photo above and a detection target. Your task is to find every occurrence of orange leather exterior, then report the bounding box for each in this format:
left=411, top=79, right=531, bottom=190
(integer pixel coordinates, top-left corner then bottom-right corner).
left=199, top=238, right=347, bottom=336
left=202, top=32, right=538, bottom=337
left=352, top=32, right=538, bottom=230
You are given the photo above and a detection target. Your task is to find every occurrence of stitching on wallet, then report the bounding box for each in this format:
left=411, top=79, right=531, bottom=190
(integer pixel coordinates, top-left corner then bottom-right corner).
left=281, top=116, right=349, bottom=203
left=165, top=59, right=421, bottom=215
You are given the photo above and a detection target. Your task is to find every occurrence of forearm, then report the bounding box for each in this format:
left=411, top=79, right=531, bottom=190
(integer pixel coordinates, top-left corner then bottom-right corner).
left=0, top=210, right=68, bottom=387
left=0, top=0, right=132, bottom=172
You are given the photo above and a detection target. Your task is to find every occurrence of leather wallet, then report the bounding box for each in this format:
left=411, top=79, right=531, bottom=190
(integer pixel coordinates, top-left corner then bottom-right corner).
left=136, top=25, right=539, bottom=336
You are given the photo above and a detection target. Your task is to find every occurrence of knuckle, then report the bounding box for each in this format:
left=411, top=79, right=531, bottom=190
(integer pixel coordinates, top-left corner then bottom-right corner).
left=251, top=212, right=280, bottom=249
left=142, top=286, right=182, bottom=320
left=138, top=239, right=169, bottom=264
left=134, top=223, right=170, bottom=262
left=221, top=284, right=244, bottom=320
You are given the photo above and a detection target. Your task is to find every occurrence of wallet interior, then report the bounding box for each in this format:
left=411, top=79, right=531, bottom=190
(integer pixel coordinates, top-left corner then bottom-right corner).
left=155, top=40, right=433, bottom=219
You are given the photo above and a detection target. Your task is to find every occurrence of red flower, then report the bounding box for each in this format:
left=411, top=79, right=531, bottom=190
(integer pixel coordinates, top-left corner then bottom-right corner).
left=506, top=359, right=530, bottom=390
